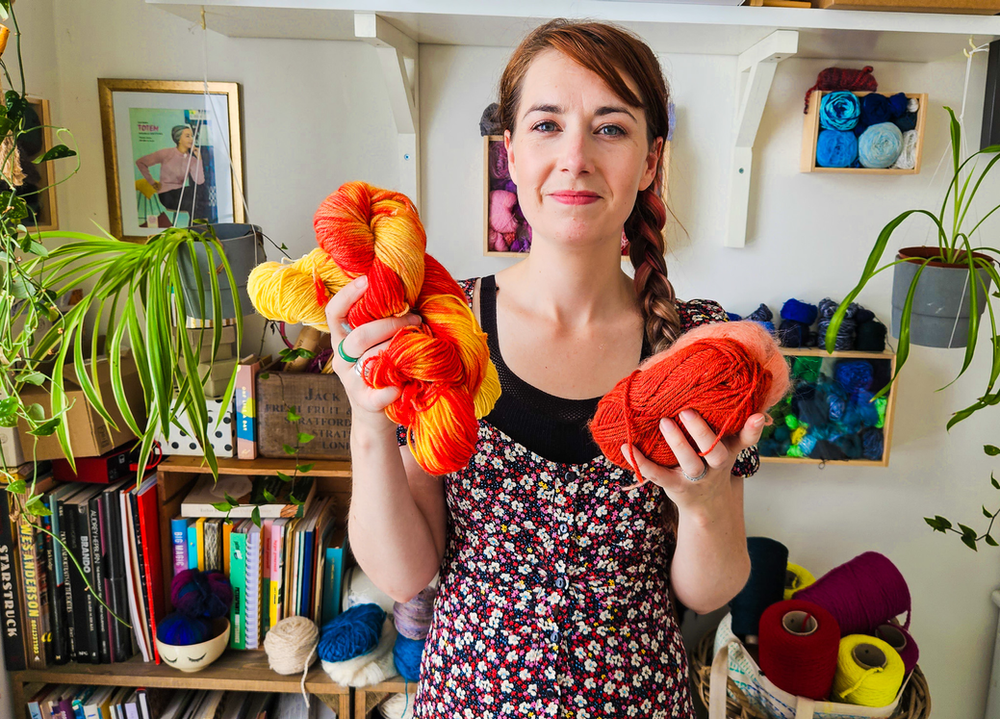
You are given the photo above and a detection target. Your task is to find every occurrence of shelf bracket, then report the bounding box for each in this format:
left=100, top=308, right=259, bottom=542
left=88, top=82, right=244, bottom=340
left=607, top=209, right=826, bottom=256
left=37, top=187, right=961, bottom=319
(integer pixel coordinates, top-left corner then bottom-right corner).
left=725, top=29, right=798, bottom=248
left=355, top=12, right=420, bottom=208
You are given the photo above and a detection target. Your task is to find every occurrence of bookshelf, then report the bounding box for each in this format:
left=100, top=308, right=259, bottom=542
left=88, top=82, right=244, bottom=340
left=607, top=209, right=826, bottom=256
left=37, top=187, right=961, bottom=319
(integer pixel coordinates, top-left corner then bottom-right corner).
left=7, top=456, right=355, bottom=719
left=354, top=679, right=410, bottom=719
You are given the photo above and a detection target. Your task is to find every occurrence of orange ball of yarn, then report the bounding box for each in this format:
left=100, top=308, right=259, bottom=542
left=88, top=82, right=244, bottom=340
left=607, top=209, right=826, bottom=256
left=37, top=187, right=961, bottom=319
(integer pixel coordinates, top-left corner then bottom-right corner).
left=589, top=321, right=790, bottom=483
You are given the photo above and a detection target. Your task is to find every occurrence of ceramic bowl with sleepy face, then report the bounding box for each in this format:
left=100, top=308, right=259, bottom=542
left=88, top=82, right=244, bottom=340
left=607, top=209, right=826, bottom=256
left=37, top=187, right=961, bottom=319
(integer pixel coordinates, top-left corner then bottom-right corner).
left=156, top=619, right=230, bottom=672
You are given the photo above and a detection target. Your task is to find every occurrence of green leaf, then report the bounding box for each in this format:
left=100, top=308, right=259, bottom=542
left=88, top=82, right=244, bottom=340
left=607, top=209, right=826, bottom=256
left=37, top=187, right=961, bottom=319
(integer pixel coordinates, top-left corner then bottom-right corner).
left=297, top=432, right=315, bottom=445
left=992, top=473, right=999, bottom=490
left=282, top=444, right=295, bottom=456
left=251, top=506, right=261, bottom=528
left=6, top=479, right=25, bottom=494
left=4, top=91, right=25, bottom=123
left=224, top=493, right=239, bottom=507
left=0, top=397, right=18, bottom=427
left=286, top=407, right=302, bottom=423
left=985, top=505, right=994, bottom=518
left=25, top=494, right=51, bottom=517
left=289, top=494, right=304, bottom=506
left=986, top=445, right=1000, bottom=456
left=32, top=144, right=77, bottom=164
left=958, top=523, right=977, bottom=539
left=276, top=471, right=292, bottom=483
left=27, top=241, right=49, bottom=258
left=280, top=243, right=288, bottom=251
left=961, top=534, right=979, bottom=551
left=296, top=463, right=315, bottom=474
left=987, top=534, right=999, bottom=547
left=20, top=371, right=46, bottom=386
left=259, top=372, right=270, bottom=381
left=925, top=515, right=952, bottom=532
left=211, top=500, right=234, bottom=513
left=29, top=418, right=60, bottom=437
left=26, top=403, right=44, bottom=421
left=262, top=489, right=277, bottom=502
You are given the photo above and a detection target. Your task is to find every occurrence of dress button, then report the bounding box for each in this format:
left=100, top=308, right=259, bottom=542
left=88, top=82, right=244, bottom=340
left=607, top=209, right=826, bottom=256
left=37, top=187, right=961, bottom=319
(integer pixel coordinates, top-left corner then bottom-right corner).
left=549, top=630, right=561, bottom=644
left=555, top=577, right=566, bottom=589
left=564, top=470, right=578, bottom=481
left=558, top=522, right=569, bottom=536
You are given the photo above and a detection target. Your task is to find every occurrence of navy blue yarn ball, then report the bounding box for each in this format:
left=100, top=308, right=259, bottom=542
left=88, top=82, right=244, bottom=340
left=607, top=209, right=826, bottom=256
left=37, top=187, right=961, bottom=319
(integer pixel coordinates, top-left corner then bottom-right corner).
left=746, top=303, right=773, bottom=323
left=834, top=360, right=874, bottom=397
left=861, top=428, right=884, bottom=460
left=171, top=569, right=233, bottom=619
left=318, top=603, right=386, bottom=663
left=393, top=635, right=425, bottom=681
left=157, top=612, right=212, bottom=646
left=777, top=320, right=810, bottom=347
left=887, top=92, right=909, bottom=119
left=780, top=299, right=818, bottom=325
left=726, top=312, right=743, bottom=322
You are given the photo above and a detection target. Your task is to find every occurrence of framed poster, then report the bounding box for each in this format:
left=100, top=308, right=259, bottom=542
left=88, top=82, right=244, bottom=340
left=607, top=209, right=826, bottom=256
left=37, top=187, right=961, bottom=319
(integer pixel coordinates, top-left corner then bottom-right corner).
left=97, top=79, right=244, bottom=241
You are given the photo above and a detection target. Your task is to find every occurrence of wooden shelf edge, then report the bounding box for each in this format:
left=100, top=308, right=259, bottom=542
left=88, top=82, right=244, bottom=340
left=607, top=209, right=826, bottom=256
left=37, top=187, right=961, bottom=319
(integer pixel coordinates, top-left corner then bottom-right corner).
left=160, top=455, right=352, bottom=477
left=761, top=456, right=887, bottom=466
left=777, top=347, right=895, bottom=358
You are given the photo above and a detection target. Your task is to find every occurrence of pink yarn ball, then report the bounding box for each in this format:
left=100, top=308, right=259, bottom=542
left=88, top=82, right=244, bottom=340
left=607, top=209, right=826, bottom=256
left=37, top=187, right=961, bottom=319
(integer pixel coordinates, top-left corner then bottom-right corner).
left=490, top=190, right=519, bottom=234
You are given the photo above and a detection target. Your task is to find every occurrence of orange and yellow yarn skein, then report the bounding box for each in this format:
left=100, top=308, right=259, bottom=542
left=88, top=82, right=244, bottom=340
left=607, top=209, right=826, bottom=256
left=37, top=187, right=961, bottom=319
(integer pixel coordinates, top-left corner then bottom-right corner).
left=247, top=182, right=500, bottom=476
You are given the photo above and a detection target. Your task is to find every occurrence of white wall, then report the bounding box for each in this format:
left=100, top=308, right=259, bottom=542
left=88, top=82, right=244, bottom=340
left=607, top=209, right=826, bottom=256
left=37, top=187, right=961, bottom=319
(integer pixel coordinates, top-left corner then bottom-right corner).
left=8, top=0, right=1000, bottom=717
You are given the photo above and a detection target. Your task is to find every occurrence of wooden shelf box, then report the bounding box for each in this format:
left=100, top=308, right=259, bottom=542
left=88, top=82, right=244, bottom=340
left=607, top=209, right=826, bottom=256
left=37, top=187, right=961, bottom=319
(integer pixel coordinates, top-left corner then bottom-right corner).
left=801, top=90, right=928, bottom=174
left=759, top=347, right=898, bottom=467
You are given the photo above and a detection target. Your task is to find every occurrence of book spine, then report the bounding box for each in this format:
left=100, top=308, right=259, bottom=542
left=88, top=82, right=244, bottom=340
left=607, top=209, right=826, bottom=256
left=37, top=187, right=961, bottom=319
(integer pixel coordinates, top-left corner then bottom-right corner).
left=261, top=520, right=271, bottom=638
left=322, top=547, right=338, bottom=625
left=204, top=519, right=221, bottom=572
left=187, top=522, right=198, bottom=570
left=171, top=518, right=188, bottom=577
left=129, top=492, right=154, bottom=660
left=235, top=361, right=259, bottom=460
left=195, top=517, right=206, bottom=571
left=268, top=525, right=281, bottom=630
left=43, top=509, right=68, bottom=664
left=63, top=498, right=84, bottom=662
left=136, top=483, right=164, bottom=664
left=229, top=531, right=246, bottom=650
left=104, top=487, right=131, bottom=663
left=16, top=511, right=46, bottom=668
left=0, top=491, right=27, bottom=671
left=76, top=499, right=100, bottom=664
left=89, top=495, right=110, bottom=663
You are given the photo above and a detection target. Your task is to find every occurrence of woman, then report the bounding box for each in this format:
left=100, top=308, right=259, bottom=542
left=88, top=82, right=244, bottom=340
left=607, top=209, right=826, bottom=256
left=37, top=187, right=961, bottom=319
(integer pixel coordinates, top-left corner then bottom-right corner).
left=135, top=124, right=208, bottom=224
left=326, top=20, right=762, bottom=718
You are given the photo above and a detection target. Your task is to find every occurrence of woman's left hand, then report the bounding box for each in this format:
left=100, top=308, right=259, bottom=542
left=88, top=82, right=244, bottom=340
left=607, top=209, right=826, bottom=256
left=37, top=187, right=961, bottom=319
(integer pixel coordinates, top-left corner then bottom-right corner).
left=620, top=410, right=765, bottom=513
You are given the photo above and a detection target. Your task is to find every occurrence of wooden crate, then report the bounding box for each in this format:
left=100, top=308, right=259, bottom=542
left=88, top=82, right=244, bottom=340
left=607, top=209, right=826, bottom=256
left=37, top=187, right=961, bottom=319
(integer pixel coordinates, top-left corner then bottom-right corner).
left=815, top=0, right=1000, bottom=12
left=759, top=347, right=898, bottom=467
left=801, top=90, right=928, bottom=174
left=354, top=679, right=413, bottom=719
left=8, top=456, right=355, bottom=719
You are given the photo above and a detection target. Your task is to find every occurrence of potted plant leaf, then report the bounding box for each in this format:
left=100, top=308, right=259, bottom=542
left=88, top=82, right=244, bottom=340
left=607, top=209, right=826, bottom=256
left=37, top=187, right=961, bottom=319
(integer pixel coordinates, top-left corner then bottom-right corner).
left=825, top=106, right=1000, bottom=430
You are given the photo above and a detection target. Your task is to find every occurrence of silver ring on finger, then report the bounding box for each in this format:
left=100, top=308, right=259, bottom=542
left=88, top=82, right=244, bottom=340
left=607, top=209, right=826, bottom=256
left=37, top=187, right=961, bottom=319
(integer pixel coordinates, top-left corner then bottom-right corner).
left=354, top=359, right=365, bottom=378
left=681, top=461, right=709, bottom=482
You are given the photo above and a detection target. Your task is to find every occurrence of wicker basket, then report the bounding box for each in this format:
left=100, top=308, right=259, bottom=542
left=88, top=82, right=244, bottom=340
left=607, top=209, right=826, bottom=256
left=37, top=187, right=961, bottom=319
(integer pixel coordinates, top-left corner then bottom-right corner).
left=690, top=628, right=932, bottom=719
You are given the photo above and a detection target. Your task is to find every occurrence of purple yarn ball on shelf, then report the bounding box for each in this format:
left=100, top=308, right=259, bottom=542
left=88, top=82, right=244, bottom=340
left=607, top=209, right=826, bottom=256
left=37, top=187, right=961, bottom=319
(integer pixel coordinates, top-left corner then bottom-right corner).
left=171, top=569, right=233, bottom=620
left=488, top=141, right=509, bottom=181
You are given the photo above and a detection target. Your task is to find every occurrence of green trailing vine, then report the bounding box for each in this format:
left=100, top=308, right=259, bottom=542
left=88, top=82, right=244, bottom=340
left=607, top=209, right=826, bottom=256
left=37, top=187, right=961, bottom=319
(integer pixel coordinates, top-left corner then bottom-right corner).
left=925, top=443, right=1000, bottom=551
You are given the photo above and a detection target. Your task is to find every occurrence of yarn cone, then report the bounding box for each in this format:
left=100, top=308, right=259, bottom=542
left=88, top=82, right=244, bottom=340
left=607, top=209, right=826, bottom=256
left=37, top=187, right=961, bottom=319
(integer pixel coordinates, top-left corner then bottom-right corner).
left=590, top=321, right=790, bottom=483
left=247, top=182, right=501, bottom=475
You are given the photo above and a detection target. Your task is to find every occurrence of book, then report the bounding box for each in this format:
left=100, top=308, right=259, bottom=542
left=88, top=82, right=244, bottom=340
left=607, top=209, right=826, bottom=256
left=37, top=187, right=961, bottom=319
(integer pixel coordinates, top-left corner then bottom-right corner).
left=129, top=477, right=159, bottom=663
left=181, top=475, right=316, bottom=519
left=195, top=517, right=207, bottom=571
left=88, top=490, right=111, bottom=663
left=246, top=524, right=262, bottom=648
left=41, top=511, right=63, bottom=663
left=261, top=519, right=272, bottom=637
left=235, top=354, right=270, bottom=460
left=187, top=520, right=199, bottom=570
left=47, top=483, right=87, bottom=665
left=223, top=520, right=233, bottom=577
left=67, top=484, right=104, bottom=663
left=268, top=518, right=287, bottom=630
left=16, top=488, right=54, bottom=667
left=171, top=516, right=191, bottom=577
left=84, top=687, right=115, bottom=719
left=135, top=475, right=164, bottom=661
left=0, top=488, right=27, bottom=671
left=120, top=481, right=149, bottom=663
left=205, top=518, right=222, bottom=572
left=229, top=522, right=248, bottom=650
left=101, top=479, right=133, bottom=663
left=321, top=525, right=349, bottom=625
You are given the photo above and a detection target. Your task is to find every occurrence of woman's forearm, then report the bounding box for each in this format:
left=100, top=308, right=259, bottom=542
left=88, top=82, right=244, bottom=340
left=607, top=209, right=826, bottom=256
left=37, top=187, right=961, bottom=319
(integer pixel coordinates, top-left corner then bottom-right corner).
left=347, top=421, right=441, bottom=603
left=669, top=476, right=750, bottom=614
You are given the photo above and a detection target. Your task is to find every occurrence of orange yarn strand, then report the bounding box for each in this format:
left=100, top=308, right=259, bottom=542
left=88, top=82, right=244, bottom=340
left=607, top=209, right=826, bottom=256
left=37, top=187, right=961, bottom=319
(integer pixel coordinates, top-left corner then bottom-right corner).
left=247, top=181, right=500, bottom=476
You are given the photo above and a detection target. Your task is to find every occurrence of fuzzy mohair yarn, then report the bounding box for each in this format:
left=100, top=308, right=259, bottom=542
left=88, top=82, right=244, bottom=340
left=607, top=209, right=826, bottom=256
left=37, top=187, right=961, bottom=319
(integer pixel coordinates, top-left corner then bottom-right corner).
left=171, top=569, right=233, bottom=620
left=590, top=321, right=790, bottom=483
left=157, top=613, right=213, bottom=646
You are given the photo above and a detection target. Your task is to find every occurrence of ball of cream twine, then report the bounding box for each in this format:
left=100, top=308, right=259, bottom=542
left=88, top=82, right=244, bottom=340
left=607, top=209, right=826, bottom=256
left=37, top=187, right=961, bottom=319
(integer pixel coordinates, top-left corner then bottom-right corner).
left=265, top=616, right=320, bottom=706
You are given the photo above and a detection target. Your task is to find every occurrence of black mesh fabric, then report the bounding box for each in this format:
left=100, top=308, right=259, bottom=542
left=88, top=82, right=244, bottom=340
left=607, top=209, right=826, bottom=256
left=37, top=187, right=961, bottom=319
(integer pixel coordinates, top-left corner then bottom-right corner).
left=479, top=275, right=652, bottom=464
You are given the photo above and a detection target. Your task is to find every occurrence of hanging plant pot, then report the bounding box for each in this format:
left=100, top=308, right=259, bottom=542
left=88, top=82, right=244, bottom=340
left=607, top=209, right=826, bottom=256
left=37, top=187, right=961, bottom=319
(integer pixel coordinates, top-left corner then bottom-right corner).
left=178, top=223, right=265, bottom=323
left=891, top=246, right=994, bottom=348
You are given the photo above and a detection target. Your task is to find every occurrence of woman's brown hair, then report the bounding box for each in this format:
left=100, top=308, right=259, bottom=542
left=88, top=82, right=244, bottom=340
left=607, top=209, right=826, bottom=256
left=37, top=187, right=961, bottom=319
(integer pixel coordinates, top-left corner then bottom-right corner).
left=498, top=18, right=682, bottom=353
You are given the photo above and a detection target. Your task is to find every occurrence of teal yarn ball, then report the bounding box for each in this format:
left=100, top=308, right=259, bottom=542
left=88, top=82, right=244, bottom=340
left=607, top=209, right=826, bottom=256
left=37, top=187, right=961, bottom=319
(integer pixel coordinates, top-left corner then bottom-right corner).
left=318, top=603, right=385, bottom=662
left=858, top=122, right=903, bottom=168
left=157, top=612, right=212, bottom=646
left=816, top=129, right=858, bottom=168
left=819, top=91, right=861, bottom=131
left=393, top=634, right=425, bottom=681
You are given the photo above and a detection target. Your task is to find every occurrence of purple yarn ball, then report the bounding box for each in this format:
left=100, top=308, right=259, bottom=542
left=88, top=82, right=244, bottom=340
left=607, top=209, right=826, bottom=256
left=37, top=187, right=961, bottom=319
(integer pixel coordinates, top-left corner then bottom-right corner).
left=488, top=141, right=509, bottom=181
left=171, top=569, right=233, bottom=619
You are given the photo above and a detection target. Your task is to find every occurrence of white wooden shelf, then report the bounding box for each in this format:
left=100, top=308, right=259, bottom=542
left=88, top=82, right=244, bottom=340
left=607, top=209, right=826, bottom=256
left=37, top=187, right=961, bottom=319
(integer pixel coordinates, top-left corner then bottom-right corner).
left=148, top=0, right=1000, bottom=62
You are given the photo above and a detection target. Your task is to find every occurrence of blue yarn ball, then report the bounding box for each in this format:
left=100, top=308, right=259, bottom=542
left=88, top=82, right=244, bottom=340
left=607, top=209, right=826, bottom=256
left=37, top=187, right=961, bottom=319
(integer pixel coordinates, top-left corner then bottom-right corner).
left=827, top=383, right=848, bottom=421
left=816, top=129, right=858, bottom=168
left=861, top=427, right=884, bottom=460
left=835, top=433, right=864, bottom=460
left=894, top=113, right=917, bottom=133
left=843, top=390, right=880, bottom=429
left=157, top=612, right=212, bottom=646
left=757, top=438, right=781, bottom=456
left=777, top=320, right=810, bottom=347
left=393, top=634, right=425, bottom=681
left=798, top=398, right=830, bottom=429
left=780, top=299, right=818, bottom=325
left=798, top=433, right=819, bottom=456
left=756, top=320, right=776, bottom=334
left=860, top=93, right=893, bottom=127
left=747, top=303, right=773, bottom=322
left=726, top=312, right=742, bottom=322
left=318, top=603, right=385, bottom=663
left=820, top=91, right=861, bottom=131
left=887, top=92, right=909, bottom=118
left=834, top=360, right=874, bottom=397
left=858, top=122, right=903, bottom=168
left=172, top=569, right=233, bottom=620
left=853, top=307, right=876, bottom=325
left=773, top=425, right=791, bottom=443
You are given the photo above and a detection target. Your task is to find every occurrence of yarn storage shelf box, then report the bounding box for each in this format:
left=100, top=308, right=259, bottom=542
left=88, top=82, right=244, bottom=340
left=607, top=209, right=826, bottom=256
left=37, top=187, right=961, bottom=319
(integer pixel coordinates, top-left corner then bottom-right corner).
left=689, top=627, right=931, bottom=719
left=484, top=135, right=526, bottom=258
left=759, top=348, right=898, bottom=467
left=801, top=91, right=928, bottom=174
left=355, top=678, right=411, bottom=719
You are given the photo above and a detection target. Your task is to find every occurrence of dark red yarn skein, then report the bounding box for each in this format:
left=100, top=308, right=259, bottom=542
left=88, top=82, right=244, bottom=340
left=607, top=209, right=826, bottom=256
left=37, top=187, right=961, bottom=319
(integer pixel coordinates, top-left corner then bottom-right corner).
left=589, top=337, right=772, bottom=482
left=803, top=66, right=878, bottom=113
left=759, top=599, right=841, bottom=700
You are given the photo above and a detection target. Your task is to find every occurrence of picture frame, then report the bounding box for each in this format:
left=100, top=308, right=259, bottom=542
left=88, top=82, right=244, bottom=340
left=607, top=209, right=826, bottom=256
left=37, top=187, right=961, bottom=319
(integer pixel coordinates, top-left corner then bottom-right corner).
left=97, top=79, right=245, bottom=242
left=483, top=134, right=672, bottom=258
left=2, top=96, right=59, bottom=231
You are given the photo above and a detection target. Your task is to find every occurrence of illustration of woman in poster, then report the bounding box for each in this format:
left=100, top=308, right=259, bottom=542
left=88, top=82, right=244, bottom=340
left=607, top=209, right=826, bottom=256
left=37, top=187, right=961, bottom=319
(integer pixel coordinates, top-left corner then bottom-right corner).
left=135, top=124, right=210, bottom=226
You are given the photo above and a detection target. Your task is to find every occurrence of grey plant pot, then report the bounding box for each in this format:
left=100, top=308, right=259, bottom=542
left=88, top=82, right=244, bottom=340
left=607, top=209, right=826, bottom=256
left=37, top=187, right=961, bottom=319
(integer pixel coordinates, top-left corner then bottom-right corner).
left=891, top=250, right=993, bottom=348
left=177, top=223, right=265, bottom=323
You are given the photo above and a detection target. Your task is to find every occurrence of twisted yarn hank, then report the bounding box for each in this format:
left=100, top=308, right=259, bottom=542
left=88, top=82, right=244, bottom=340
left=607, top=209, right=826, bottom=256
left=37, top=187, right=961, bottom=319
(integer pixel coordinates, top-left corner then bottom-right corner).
left=264, top=615, right=320, bottom=706
left=319, top=602, right=386, bottom=663
left=590, top=321, right=790, bottom=485
left=247, top=182, right=501, bottom=475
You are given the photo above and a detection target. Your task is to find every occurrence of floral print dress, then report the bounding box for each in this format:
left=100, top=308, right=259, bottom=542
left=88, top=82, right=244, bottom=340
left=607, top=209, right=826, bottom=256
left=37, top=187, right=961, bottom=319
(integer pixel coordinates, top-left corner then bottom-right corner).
left=398, top=279, right=758, bottom=718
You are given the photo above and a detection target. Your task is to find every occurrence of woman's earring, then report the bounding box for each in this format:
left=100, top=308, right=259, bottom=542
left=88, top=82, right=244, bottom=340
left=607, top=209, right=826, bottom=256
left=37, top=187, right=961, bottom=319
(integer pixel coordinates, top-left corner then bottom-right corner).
left=620, top=229, right=629, bottom=256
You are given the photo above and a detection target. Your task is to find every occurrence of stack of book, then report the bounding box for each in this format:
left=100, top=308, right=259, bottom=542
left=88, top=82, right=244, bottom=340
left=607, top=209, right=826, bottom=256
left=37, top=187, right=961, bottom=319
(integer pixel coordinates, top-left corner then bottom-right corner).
left=0, top=463, right=165, bottom=669
left=26, top=687, right=305, bottom=719
left=175, top=475, right=349, bottom=651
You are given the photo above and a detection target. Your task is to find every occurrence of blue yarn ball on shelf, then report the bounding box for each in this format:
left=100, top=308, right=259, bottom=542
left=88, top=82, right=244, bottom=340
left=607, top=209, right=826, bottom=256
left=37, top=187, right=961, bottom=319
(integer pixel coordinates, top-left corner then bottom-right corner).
left=393, top=635, right=425, bottom=681
left=834, top=360, right=874, bottom=398
left=820, top=91, right=861, bottom=131
left=157, top=612, right=212, bottom=646
left=861, top=427, right=884, bottom=460
left=318, top=603, right=385, bottom=663
left=835, top=433, right=864, bottom=460
left=780, top=299, right=819, bottom=325
left=816, top=129, right=858, bottom=168
left=860, top=93, right=893, bottom=127
left=726, top=312, right=742, bottom=322
left=747, top=303, right=773, bottom=323
left=887, top=92, right=909, bottom=119
left=798, top=433, right=819, bottom=456
left=858, top=122, right=903, bottom=168
left=777, top=320, right=810, bottom=348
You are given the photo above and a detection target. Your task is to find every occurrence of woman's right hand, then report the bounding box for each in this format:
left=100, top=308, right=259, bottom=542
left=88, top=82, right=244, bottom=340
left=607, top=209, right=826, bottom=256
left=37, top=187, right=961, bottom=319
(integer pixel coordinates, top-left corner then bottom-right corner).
left=152, top=181, right=161, bottom=192
left=326, top=274, right=422, bottom=431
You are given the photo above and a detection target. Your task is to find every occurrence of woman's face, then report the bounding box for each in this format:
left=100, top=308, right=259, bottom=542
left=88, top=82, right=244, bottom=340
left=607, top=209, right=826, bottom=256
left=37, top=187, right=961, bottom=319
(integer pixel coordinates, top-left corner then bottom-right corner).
left=177, top=128, right=194, bottom=151
left=505, top=49, right=662, bottom=252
